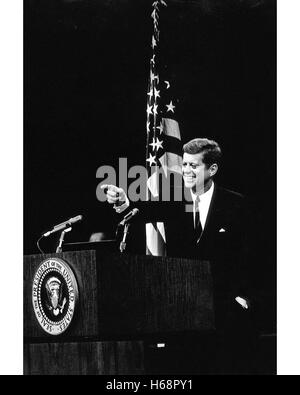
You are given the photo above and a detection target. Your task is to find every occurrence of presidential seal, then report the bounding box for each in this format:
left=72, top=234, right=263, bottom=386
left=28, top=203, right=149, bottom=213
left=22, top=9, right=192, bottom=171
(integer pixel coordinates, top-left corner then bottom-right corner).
left=32, top=257, right=79, bottom=335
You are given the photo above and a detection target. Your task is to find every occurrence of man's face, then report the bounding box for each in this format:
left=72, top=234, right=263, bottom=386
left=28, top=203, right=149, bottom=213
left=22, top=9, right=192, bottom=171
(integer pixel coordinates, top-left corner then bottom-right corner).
left=182, top=152, right=212, bottom=192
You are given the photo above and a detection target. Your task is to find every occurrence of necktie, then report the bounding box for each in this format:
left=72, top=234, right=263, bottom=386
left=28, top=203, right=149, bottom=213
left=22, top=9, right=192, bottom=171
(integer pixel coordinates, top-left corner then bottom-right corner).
left=194, top=195, right=203, bottom=242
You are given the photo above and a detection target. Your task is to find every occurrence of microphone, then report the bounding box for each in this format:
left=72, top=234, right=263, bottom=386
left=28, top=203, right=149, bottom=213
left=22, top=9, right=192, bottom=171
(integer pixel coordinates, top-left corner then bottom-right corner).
left=42, top=215, right=83, bottom=237
left=119, top=208, right=139, bottom=226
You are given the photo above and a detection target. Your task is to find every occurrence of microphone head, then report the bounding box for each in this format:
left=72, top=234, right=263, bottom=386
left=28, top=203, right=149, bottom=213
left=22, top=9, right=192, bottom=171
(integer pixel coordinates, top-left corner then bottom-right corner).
left=119, top=208, right=139, bottom=226
left=132, top=208, right=139, bottom=216
left=71, top=215, right=83, bottom=223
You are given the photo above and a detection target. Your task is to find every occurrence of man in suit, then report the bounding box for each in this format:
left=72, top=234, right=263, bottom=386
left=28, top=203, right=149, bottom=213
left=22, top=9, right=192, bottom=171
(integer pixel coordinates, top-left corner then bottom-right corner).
left=101, top=137, right=256, bottom=373
left=102, top=138, right=249, bottom=289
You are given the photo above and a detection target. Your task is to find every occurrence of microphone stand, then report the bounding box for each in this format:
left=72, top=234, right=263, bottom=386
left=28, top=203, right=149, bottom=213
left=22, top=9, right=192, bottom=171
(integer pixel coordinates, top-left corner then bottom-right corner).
left=56, top=227, right=72, bottom=253
left=119, top=223, right=130, bottom=253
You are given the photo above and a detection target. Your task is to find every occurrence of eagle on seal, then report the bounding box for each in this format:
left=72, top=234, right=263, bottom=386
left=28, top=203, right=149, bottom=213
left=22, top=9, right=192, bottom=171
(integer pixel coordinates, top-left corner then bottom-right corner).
left=45, top=277, right=67, bottom=317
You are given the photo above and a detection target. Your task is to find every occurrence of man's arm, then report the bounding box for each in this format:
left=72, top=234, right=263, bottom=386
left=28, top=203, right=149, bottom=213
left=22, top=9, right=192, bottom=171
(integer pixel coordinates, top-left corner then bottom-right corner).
left=100, top=184, right=183, bottom=222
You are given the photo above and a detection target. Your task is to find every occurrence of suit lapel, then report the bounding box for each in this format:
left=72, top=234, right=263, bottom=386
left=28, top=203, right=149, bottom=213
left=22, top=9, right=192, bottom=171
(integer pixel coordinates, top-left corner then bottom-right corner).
left=181, top=184, right=224, bottom=246
left=179, top=186, right=197, bottom=247
left=198, top=184, right=222, bottom=243
left=181, top=184, right=221, bottom=245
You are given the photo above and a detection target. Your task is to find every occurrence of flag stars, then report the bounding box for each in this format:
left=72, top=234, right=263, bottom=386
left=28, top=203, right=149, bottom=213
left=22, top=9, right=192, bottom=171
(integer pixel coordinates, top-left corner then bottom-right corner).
left=156, top=121, right=164, bottom=134
left=150, top=72, right=159, bottom=84
left=146, top=104, right=153, bottom=116
left=150, top=71, right=158, bottom=83
left=146, top=121, right=151, bottom=133
left=150, top=55, right=156, bottom=65
left=152, top=36, right=157, bottom=49
left=164, top=80, right=170, bottom=89
left=149, top=138, right=156, bottom=150
left=156, top=138, right=163, bottom=151
left=154, top=88, right=160, bottom=99
left=151, top=9, right=159, bottom=25
left=147, top=88, right=153, bottom=99
left=153, top=103, right=158, bottom=115
left=146, top=153, right=157, bottom=166
left=166, top=100, right=175, bottom=113
left=149, top=137, right=163, bottom=151
left=153, top=0, right=167, bottom=7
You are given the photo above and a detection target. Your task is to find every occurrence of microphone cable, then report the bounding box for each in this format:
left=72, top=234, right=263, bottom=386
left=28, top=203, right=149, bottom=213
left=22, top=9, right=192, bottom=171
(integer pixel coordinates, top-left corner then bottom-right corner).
left=36, top=235, right=45, bottom=254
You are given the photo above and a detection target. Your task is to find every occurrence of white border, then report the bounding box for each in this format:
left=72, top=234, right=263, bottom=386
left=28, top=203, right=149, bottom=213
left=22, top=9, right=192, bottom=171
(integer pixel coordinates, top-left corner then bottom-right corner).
left=0, top=2, right=23, bottom=375
left=277, top=0, right=300, bottom=376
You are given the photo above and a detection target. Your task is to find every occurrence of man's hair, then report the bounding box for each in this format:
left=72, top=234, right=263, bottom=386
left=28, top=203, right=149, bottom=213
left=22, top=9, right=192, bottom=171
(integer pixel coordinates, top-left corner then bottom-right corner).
left=183, top=138, right=222, bottom=167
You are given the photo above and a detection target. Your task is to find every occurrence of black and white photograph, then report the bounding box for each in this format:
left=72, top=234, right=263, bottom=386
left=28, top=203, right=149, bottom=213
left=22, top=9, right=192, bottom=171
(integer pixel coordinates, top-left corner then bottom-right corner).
left=16, top=0, right=280, bottom=375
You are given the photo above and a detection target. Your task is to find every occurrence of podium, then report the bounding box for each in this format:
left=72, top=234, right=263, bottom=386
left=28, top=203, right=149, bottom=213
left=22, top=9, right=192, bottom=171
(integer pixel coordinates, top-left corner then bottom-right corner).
left=24, top=248, right=215, bottom=375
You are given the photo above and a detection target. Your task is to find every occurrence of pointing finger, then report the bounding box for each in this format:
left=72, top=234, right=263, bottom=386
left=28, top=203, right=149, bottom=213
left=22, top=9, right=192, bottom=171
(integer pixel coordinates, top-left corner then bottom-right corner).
left=107, top=190, right=119, bottom=198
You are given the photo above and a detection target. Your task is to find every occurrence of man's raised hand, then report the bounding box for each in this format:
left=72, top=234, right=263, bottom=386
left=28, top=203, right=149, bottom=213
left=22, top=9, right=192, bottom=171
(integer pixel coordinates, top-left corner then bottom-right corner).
left=100, top=184, right=129, bottom=213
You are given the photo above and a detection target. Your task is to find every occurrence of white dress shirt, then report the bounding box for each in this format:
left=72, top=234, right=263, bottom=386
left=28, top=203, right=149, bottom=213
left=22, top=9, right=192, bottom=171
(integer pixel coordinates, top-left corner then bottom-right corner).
left=191, top=181, right=215, bottom=230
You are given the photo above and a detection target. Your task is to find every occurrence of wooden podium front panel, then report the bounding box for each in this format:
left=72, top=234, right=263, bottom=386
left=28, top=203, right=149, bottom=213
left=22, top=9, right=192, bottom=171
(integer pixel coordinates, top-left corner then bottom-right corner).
left=97, top=254, right=215, bottom=335
left=24, top=250, right=99, bottom=339
left=25, top=250, right=214, bottom=339
left=24, top=341, right=144, bottom=375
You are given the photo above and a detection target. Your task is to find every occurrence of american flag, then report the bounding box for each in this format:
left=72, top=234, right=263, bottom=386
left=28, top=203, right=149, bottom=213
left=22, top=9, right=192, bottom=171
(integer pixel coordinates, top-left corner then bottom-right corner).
left=145, top=0, right=182, bottom=256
